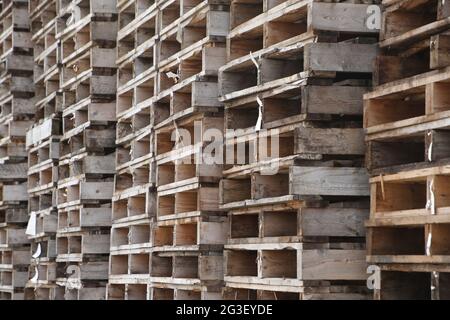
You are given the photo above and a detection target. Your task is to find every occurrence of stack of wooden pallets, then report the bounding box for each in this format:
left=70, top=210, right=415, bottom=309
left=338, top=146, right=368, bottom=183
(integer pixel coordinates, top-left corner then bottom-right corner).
left=107, top=0, right=156, bottom=300
left=11, top=0, right=450, bottom=301
left=219, top=0, right=379, bottom=300
left=149, top=0, right=229, bottom=300
left=23, top=0, right=63, bottom=300
left=0, top=0, right=34, bottom=300
left=365, top=0, right=450, bottom=300
left=54, top=0, right=117, bottom=300
left=108, top=0, right=230, bottom=300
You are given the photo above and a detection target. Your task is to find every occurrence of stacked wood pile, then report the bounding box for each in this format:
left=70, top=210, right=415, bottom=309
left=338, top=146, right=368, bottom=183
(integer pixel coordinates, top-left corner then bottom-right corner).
left=108, top=0, right=230, bottom=300
left=107, top=0, right=156, bottom=300
left=150, top=0, right=228, bottom=301
left=219, top=0, right=379, bottom=300
left=24, top=0, right=63, bottom=300
left=365, top=0, right=450, bottom=300
left=53, top=0, right=117, bottom=300
left=11, top=0, right=450, bottom=301
left=0, top=0, right=33, bottom=300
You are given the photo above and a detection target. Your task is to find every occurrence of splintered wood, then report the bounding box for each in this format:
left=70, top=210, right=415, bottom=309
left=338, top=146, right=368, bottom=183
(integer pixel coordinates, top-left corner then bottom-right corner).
left=0, top=0, right=407, bottom=301
left=365, top=0, right=450, bottom=300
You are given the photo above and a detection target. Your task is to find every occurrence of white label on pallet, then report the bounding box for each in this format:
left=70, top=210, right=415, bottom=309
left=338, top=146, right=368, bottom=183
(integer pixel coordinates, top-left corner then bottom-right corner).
left=255, top=97, right=263, bottom=132
left=26, top=212, right=37, bottom=236
left=32, top=243, right=42, bottom=259
left=426, top=233, right=432, bottom=256
left=66, top=4, right=81, bottom=26
left=30, top=266, right=39, bottom=283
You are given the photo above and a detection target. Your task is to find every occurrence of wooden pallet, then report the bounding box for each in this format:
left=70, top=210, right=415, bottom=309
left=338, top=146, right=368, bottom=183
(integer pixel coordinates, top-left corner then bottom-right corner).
left=222, top=197, right=370, bottom=299
left=112, top=183, right=154, bottom=221
left=24, top=284, right=64, bottom=300
left=107, top=282, right=149, bottom=300
left=365, top=67, right=450, bottom=174
left=116, top=129, right=153, bottom=168
left=0, top=225, right=30, bottom=249
left=219, top=2, right=378, bottom=212
left=154, top=72, right=223, bottom=126
left=62, top=99, right=115, bottom=135
left=226, top=1, right=377, bottom=62
left=56, top=231, right=110, bottom=261
left=220, top=65, right=371, bottom=164
left=56, top=212, right=110, bottom=297
left=59, top=132, right=114, bottom=164
left=149, top=283, right=222, bottom=300
left=365, top=164, right=450, bottom=299
left=225, top=123, right=366, bottom=170
left=220, top=40, right=376, bottom=103
left=368, top=0, right=450, bottom=85
left=228, top=199, right=368, bottom=244
left=27, top=260, right=58, bottom=284
left=28, top=160, right=58, bottom=193
left=30, top=236, right=57, bottom=261
left=367, top=166, right=450, bottom=258
left=56, top=2, right=118, bottom=143
left=157, top=184, right=223, bottom=221
left=224, top=243, right=367, bottom=293
left=223, top=286, right=370, bottom=300
left=0, top=74, right=34, bottom=166
left=152, top=215, right=227, bottom=249
left=57, top=179, right=113, bottom=209
left=0, top=0, right=32, bottom=57
left=55, top=177, right=113, bottom=297
left=29, top=0, right=63, bottom=125
left=155, top=113, right=223, bottom=159
left=149, top=249, right=224, bottom=297
left=0, top=206, right=27, bottom=225
left=0, top=248, right=29, bottom=269
left=57, top=281, right=109, bottom=300
left=371, top=269, right=450, bottom=300
left=154, top=113, right=225, bottom=220
left=109, top=251, right=151, bottom=284
left=0, top=246, right=29, bottom=300
left=110, top=217, right=152, bottom=251
left=25, top=237, right=57, bottom=300
left=220, top=164, right=369, bottom=210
